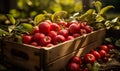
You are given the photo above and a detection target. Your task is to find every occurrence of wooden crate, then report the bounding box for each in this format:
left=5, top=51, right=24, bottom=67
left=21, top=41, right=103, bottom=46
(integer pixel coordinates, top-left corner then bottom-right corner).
left=2, top=29, right=106, bottom=71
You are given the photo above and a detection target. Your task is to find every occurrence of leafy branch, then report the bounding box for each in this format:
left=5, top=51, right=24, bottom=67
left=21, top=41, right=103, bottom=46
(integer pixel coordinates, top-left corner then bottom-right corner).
left=77, top=1, right=114, bottom=30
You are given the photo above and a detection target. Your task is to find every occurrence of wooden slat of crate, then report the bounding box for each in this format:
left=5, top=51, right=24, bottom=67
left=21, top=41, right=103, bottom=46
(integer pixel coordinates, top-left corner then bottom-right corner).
left=43, top=40, right=103, bottom=71
left=81, top=28, right=106, bottom=46
left=43, top=29, right=106, bottom=64
left=3, top=41, right=43, bottom=71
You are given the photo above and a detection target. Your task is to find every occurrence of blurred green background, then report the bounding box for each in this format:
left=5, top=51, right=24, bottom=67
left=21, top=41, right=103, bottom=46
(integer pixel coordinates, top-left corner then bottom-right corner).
left=0, top=0, right=83, bottom=19
left=0, top=0, right=120, bottom=19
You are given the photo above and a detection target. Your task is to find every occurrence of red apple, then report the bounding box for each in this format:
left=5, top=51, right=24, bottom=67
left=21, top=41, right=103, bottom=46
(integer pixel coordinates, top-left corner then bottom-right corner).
left=82, top=67, right=89, bottom=71
left=57, top=21, right=67, bottom=28
left=44, top=20, right=52, bottom=25
left=50, top=23, right=60, bottom=32
left=67, top=20, right=79, bottom=27
left=98, top=50, right=107, bottom=58
left=65, top=27, right=69, bottom=31
left=30, top=42, right=38, bottom=46
left=80, top=22, right=87, bottom=29
left=66, top=36, right=74, bottom=40
left=67, top=62, right=80, bottom=71
left=79, top=29, right=87, bottom=35
left=84, top=53, right=96, bottom=63
left=107, top=44, right=115, bottom=49
left=46, top=43, right=54, bottom=47
left=69, top=24, right=80, bottom=34
left=91, top=50, right=101, bottom=60
left=48, top=31, right=57, bottom=40
left=84, top=25, right=93, bottom=33
left=53, top=35, right=66, bottom=45
left=70, top=56, right=82, bottom=65
left=58, top=29, right=69, bottom=38
left=39, top=22, right=51, bottom=34
left=33, top=33, right=45, bottom=43
left=99, top=45, right=109, bottom=52
left=102, top=56, right=109, bottom=62
left=73, top=33, right=80, bottom=38
left=40, top=36, right=51, bottom=46
left=22, top=35, right=32, bottom=44
left=37, top=45, right=42, bottom=48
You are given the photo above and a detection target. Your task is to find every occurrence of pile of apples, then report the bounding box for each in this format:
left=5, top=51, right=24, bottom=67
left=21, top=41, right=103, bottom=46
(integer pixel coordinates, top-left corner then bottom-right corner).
left=22, top=20, right=93, bottom=48
left=67, top=44, right=115, bottom=71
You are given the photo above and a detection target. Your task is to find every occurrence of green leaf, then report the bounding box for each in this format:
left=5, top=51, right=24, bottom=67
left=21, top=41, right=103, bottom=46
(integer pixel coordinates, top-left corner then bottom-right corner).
left=21, top=23, right=33, bottom=32
left=104, top=21, right=112, bottom=29
left=52, top=11, right=68, bottom=22
left=111, top=17, right=120, bottom=23
left=8, top=25, right=16, bottom=33
left=30, top=11, right=37, bottom=17
left=17, top=0, right=26, bottom=9
left=16, top=23, right=33, bottom=33
left=93, top=1, right=102, bottom=13
left=78, top=9, right=95, bottom=21
left=94, top=22, right=105, bottom=29
left=34, top=14, right=45, bottom=25
left=0, top=29, right=9, bottom=36
left=99, top=5, right=114, bottom=15
left=7, top=14, right=16, bottom=25
left=86, top=63, right=92, bottom=71
left=15, top=35, right=22, bottom=43
left=43, top=11, right=52, bottom=20
left=96, top=15, right=105, bottom=22
left=9, top=9, right=20, bottom=18
left=104, top=37, right=112, bottom=43
left=92, top=62, right=100, bottom=71
left=113, top=25, right=120, bottom=30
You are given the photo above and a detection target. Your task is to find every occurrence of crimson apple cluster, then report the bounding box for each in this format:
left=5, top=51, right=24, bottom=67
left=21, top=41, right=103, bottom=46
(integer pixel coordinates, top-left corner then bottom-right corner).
left=22, top=20, right=93, bottom=48
left=67, top=44, right=115, bottom=71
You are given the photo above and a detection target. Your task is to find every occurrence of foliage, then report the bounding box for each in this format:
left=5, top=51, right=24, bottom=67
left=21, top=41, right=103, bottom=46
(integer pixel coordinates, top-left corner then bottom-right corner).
left=33, top=1, right=115, bottom=30
left=77, top=1, right=115, bottom=30
left=9, top=0, right=83, bottom=19
left=0, top=14, right=33, bottom=42
left=109, top=17, right=120, bottom=30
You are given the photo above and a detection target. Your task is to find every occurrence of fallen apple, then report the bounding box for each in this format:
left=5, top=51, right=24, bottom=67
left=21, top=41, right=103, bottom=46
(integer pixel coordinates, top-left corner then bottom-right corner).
left=84, top=53, right=96, bottom=63
left=67, top=62, right=80, bottom=71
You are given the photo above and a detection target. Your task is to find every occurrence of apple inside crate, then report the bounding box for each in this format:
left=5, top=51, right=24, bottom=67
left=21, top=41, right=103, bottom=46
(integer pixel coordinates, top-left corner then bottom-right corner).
left=2, top=29, right=106, bottom=71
